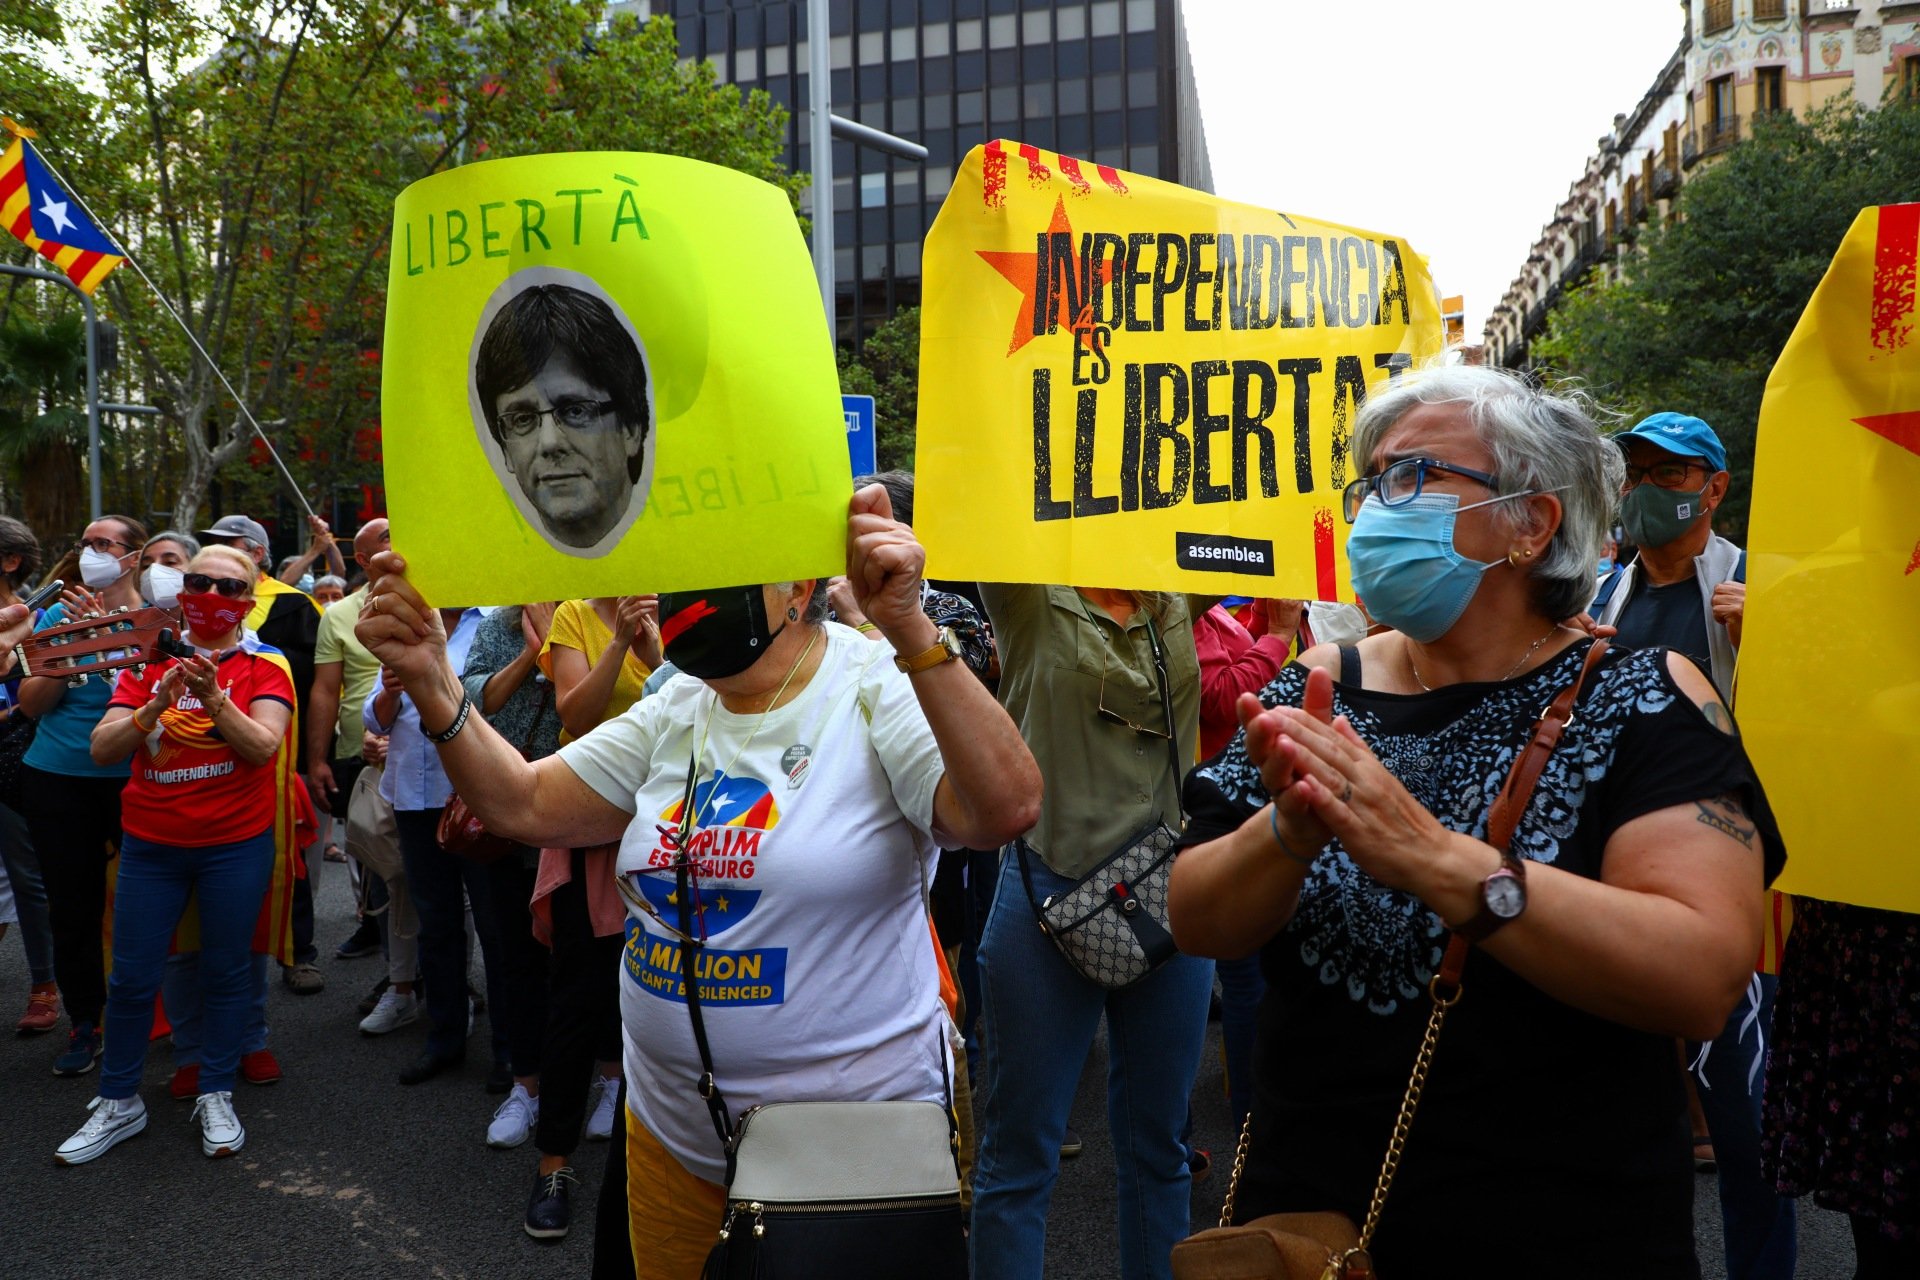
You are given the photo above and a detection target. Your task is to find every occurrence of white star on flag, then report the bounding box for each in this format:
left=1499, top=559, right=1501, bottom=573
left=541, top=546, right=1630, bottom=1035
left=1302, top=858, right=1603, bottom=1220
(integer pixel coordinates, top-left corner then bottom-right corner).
left=38, top=192, right=75, bottom=236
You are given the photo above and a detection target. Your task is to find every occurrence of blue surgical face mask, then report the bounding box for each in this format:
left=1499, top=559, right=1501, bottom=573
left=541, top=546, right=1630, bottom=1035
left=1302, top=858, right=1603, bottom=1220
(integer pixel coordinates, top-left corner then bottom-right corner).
left=1346, top=488, right=1556, bottom=645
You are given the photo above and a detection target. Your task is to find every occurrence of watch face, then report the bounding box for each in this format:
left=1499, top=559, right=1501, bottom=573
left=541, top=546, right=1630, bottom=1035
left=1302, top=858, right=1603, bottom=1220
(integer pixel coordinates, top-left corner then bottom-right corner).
left=1486, top=871, right=1527, bottom=919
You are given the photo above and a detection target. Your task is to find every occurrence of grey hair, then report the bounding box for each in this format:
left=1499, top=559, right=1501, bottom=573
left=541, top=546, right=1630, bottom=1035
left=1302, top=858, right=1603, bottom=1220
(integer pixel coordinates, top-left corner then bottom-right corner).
left=1351, top=365, right=1625, bottom=622
left=775, top=580, right=831, bottom=625
left=145, top=530, right=202, bottom=560
left=314, top=574, right=348, bottom=594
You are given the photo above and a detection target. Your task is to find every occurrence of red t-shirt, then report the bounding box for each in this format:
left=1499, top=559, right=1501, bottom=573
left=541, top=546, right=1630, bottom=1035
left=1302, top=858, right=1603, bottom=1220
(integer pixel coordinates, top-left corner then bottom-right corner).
left=108, top=644, right=296, bottom=847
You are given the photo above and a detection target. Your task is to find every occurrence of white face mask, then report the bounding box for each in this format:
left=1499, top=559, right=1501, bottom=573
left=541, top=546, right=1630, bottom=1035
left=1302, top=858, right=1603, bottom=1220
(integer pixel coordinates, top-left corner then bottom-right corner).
left=141, top=565, right=185, bottom=609
left=79, top=546, right=128, bottom=589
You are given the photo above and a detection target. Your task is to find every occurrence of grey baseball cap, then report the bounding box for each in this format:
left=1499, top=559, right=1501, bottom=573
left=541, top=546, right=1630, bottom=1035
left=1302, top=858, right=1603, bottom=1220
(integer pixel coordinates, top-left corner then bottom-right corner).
left=198, top=513, right=271, bottom=551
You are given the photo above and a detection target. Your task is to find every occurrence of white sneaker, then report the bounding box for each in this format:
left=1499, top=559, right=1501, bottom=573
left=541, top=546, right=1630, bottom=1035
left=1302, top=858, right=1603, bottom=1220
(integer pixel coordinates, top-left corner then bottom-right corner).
left=191, top=1090, right=245, bottom=1158
left=54, top=1095, right=148, bottom=1166
left=359, top=989, right=419, bottom=1036
left=487, top=1083, right=539, bottom=1148
left=585, top=1076, right=619, bottom=1141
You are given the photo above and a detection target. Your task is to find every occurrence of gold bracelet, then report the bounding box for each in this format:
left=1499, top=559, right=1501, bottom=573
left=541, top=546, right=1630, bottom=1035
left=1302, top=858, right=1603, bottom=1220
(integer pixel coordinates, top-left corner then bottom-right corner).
left=132, top=707, right=158, bottom=733
left=854, top=621, right=879, bottom=634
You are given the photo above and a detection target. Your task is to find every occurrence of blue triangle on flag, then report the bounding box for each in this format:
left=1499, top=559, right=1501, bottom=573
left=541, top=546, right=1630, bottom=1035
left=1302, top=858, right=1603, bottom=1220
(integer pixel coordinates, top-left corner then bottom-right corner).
left=21, top=144, right=118, bottom=257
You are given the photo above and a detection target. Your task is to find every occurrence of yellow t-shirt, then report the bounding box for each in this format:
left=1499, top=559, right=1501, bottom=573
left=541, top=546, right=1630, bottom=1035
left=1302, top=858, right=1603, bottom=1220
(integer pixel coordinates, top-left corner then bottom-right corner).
left=540, top=599, right=652, bottom=743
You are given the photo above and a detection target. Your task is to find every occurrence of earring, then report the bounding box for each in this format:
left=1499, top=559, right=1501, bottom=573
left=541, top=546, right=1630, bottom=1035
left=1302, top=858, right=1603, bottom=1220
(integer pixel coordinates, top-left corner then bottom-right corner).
left=1507, top=548, right=1534, bottom=566
left=788, top=608, right=800, bottom=621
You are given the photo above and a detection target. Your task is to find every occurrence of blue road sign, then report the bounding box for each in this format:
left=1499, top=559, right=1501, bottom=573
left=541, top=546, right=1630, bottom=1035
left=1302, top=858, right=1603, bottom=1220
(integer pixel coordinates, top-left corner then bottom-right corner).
left=843, top=394, right=876, bottom=477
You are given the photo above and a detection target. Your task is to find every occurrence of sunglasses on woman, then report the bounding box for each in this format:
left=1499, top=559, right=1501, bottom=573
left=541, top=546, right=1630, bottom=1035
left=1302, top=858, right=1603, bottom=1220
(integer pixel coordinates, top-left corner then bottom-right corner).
left=182, top=573, right=250, bottom=599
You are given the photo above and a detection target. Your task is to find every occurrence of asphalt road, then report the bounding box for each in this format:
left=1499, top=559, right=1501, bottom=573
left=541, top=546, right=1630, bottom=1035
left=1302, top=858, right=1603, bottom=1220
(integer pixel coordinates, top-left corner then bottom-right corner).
left=0, top=865, right=1858, bottom=1278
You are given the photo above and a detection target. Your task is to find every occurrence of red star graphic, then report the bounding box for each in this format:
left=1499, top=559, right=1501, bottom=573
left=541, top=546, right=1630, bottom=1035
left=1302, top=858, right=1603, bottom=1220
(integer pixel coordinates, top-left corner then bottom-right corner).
left=976, top=198, right=1114, bottom=357
left=1854, top=410, right=1920, bottom=574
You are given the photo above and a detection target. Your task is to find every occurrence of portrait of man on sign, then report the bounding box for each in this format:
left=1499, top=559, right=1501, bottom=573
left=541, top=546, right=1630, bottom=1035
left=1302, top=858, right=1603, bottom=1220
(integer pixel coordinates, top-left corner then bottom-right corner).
left=469, top=270, right=656, bottom=556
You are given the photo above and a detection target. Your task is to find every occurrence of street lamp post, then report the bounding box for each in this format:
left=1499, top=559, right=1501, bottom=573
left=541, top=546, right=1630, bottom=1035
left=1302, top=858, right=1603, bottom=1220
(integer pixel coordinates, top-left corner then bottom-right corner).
left=805, top=0, right=928, bottom=343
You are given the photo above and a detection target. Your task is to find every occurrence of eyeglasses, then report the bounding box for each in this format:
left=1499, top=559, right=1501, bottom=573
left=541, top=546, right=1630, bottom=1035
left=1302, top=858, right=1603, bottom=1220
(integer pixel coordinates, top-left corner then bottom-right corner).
left=1341, top=457, right=1502, bottom=524
left=497, top=399, right=618, bottom=439
left=76, top=537, right=131, bottom=555
left=1621, top=459, right=1707, bottom=490
left=182, top=573, right=251, bottom=599
left=1097, top=663, right=1171, bottom=739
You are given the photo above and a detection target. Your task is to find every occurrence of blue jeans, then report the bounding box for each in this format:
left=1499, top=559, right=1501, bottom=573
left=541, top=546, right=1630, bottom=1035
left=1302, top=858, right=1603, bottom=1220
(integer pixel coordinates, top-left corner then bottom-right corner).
left=971, top=853, right=1214, bottom=1280
left=395, top=808, right=507, bottom=1061
left=164, top=951, right=270, bottom=1063
left=0, top=800, right=55, bottom=984
left=1691, top=972, right=1797, bottom=1280
left=1216, top=954, right=1265, bottom=1131
left=99, top=829, right=276, bottom=1098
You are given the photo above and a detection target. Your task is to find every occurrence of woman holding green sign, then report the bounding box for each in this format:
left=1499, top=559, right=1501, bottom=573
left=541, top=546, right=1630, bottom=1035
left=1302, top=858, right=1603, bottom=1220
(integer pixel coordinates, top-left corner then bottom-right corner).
left=355, top=485, right=1040, bottom=1278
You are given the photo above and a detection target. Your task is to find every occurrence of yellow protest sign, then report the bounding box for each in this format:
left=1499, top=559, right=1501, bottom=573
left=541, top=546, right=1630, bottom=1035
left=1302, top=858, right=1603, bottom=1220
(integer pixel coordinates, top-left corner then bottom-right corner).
left=915, top=141, right=1445, bottom=596
left=382, top=152, right=848, bottom=605
left=1740, top=203, right=1920, bottom=913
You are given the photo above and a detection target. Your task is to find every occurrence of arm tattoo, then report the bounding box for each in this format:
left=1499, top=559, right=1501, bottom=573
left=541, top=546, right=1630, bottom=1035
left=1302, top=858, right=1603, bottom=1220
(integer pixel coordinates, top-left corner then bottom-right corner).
left=1694, top=791, right=1756, bottom=848
left=1699, top=701, right=1737, bottom=737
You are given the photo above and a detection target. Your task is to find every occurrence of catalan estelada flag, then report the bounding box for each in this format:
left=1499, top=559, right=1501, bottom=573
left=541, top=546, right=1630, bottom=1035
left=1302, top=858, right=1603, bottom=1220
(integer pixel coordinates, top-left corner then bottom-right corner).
left=1740, top=203, right=1920, bottom=914
left=0, top=123, right=125, bottom=295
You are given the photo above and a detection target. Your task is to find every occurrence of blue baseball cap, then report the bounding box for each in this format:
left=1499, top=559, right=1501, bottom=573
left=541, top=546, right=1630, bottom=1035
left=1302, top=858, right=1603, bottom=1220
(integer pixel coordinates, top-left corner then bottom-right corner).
left=1615, top=412, right=1727, bottom=473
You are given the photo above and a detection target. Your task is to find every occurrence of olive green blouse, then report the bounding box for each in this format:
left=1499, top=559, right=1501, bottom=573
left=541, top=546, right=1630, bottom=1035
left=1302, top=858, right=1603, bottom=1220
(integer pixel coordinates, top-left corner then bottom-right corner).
left=979, top=584, right=1202, bottom=879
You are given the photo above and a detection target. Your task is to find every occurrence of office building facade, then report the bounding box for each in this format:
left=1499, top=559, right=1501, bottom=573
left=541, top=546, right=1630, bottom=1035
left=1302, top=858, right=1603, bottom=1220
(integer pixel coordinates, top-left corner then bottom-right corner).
left=653, top=0, right=1212, bottom=346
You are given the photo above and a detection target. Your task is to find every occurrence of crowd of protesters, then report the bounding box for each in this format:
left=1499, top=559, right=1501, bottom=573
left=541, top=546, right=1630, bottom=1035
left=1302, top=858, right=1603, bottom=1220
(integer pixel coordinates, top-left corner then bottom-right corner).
left=0, top=365, right=1915, bottom=1279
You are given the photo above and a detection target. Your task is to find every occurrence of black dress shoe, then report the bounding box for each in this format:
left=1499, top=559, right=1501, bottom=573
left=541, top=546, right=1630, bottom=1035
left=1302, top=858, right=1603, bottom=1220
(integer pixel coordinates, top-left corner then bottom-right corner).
left=524, top=1166, right=578, bottom=1241
left=398, top=1049, right=463, bottom=1086
left=486, top=1059, right=513, bottom=1095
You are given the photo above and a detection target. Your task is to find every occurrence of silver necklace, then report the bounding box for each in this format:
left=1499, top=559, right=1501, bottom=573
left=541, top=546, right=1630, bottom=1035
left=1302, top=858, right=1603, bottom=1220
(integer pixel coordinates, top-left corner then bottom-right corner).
left=1408, top=624, right=1566, bottom=692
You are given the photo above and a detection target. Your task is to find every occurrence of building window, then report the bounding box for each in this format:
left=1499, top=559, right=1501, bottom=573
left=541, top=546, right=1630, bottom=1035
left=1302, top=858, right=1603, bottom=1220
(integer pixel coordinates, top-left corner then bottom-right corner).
left=1124, top=0, right=1156, bottom=32
left=860, top=173, right=887, bottom=209
left=1091, top=2, right=1121, bottom=39
left=1753, top=0, right=1785, bottom=20
left=1906, top=55, right=1920, bottom=101
left=1702, top=1, right=1732, bottom=36
left=1757, top=66, right=1783, bottom=115
left=1705, top=74, right=1740, bottom=151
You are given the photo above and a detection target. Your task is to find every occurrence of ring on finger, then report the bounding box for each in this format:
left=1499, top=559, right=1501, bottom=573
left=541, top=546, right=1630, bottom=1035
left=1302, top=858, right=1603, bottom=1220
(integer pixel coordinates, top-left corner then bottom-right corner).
left=1341, top=779, right=1353, bottom=805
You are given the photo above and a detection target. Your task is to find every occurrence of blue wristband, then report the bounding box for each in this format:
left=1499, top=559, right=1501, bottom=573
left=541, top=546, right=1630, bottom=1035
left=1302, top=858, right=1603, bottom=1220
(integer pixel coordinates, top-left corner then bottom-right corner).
left=1268, top=804, right=1317, bottom=867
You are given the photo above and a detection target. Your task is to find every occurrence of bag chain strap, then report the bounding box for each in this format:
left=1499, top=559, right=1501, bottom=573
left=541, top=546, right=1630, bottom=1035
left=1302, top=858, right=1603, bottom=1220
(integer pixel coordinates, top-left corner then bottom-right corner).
left=1216, top=1108, right=1255, bottom=1229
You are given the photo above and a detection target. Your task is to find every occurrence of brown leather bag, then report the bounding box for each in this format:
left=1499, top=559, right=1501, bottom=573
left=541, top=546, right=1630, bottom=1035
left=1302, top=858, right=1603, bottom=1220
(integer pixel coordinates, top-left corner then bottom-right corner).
left=437, top=684, right=552, bottom=865
left=1171, top=641, right=1611, bottom=1280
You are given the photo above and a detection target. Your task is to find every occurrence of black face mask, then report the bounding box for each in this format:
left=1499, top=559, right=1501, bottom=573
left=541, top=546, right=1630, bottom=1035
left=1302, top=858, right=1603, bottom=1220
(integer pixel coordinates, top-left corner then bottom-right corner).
left=658, top=587, right=785, bottom=679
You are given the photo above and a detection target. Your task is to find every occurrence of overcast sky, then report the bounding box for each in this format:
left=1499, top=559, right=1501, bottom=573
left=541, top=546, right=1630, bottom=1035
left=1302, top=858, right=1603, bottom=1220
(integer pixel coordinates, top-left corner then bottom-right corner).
left=1183, top=0, right=1687, bottom=339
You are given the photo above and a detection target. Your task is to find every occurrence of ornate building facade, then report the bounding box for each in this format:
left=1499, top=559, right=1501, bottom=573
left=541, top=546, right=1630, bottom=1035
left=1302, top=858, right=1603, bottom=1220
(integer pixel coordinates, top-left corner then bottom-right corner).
left=1485, top=0, right=1920, bottom=368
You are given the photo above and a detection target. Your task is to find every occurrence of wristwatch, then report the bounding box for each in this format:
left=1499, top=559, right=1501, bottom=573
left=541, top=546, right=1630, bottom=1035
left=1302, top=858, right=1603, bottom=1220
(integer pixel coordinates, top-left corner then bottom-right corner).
left=1453, top=853, right=1528, bottom=942
left=894, top=626, right=964, bottom=674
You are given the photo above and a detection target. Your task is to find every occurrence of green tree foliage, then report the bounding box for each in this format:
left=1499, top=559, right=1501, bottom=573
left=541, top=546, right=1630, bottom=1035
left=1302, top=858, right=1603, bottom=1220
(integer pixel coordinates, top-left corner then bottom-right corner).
left=838, top=307, right=920, bottom=473
left=6, top=0, right=798, bottom=534
left=1535, top=98, right=1920, bottom=540
left=0, top=313, right=89, bottom=537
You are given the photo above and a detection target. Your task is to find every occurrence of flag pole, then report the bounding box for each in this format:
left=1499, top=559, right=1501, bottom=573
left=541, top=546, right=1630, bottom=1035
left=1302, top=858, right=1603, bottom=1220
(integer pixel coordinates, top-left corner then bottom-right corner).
left=13, top=131, right=318, bottom=522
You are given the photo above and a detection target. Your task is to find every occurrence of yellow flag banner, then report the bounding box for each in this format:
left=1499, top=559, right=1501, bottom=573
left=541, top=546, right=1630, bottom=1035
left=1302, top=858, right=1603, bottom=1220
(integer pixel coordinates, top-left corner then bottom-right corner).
left=382, top=152, right=849, bottom=605
left=1741, top=203, right=1920, bottom=913
left=914, top=141, right=1445, bottom=596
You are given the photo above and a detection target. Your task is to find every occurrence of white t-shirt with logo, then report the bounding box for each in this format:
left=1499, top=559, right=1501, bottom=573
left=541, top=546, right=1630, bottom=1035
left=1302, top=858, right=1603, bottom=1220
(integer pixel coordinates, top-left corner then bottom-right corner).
left=556, top=623, right=950, bottom=1183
